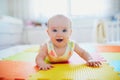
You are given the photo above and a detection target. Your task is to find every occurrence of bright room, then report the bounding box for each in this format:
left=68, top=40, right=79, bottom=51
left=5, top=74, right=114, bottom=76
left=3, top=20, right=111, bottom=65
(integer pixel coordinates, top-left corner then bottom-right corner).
left=0, top=0, right=120, bottom=79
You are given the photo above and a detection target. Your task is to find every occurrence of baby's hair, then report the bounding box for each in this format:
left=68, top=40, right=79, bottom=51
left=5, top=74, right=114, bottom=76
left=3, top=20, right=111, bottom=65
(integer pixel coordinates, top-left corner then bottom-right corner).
left=47, top=14, right=72, bottom=28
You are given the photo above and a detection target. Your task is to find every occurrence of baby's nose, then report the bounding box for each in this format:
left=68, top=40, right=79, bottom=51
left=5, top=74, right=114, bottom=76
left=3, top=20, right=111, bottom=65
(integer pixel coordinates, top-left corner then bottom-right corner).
left=56, top=31, right=63, bottom=36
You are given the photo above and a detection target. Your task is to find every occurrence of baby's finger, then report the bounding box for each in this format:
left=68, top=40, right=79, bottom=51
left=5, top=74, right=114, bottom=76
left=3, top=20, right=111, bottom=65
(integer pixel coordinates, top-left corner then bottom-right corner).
left=94, top=63, right=99, bottom=67
left=89, top=62, right=93, bottom=66
left=43, top=67, right=48, bottom=70
left=46, top=66, right=52, bottom=69
left=50, top=65, right=54, bottom=68
left=39, top=67, right=43, bottom=70
left=39, top=66, right=47, bottom=70
left=93, top=62, right=101, bottom=67
left=96, top=61, right=102, bottom=66
left=98, top=61, right=102, bottom=65
left=87, top=62, right=93, bottom=66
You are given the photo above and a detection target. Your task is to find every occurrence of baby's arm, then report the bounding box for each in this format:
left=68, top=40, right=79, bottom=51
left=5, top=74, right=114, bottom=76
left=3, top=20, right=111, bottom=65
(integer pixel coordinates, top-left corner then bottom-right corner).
left=35, top=43, right=53, bottom=70
left=74, top=43, right=101, bottom=67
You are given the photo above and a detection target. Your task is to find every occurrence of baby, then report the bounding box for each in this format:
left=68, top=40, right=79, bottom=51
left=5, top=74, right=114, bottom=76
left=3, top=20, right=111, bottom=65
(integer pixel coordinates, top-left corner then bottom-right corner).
left=36, top=15, right=101, bottom=70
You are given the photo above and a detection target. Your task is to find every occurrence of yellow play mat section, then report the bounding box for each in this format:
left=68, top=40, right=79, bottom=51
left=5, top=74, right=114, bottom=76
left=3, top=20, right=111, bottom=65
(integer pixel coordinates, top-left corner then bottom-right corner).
left=29, top=64, right=120, bottom=80
left=0, top=45, right=120, bottom=80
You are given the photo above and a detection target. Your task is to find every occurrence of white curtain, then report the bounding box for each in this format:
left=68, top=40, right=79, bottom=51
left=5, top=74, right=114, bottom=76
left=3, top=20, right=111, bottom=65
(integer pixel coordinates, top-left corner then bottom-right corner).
left=7, top=0, right=120, bottom=20
left=7, top=0, right=68, bottom=20
left=7, top=0, right=32, bottom=20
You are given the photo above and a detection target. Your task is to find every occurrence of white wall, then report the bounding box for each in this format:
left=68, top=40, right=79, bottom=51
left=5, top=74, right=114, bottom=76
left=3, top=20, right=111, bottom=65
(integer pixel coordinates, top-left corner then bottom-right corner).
left=0, top=16, right=24, bottom=50
left=71, top=17, right=95, bottom=42
left=0, top=0, right=8, bottom=16
left=22, top=25, right=93, bottom=45
left=0, top=0, right=120, bottom=49
left=23, top=17, right=95, bottom=45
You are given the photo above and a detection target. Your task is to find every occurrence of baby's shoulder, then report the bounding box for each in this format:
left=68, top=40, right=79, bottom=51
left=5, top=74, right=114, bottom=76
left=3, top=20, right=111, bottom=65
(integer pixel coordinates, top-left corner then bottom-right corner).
left=40, top=42, right=48, bottom=50
left=69, top=40, right=80, bottom=48
left=69, top=40, right=77, bottom=45
left=40, top=40, right=50, bottom=47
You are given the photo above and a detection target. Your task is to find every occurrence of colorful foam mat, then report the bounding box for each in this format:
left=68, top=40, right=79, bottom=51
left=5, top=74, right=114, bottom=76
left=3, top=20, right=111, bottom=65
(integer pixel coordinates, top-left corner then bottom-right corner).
left=96, top=45, right=120, bottom=52
left=29, top=63, right=120, bottom=80
left=3, top=52, right=37, bottom=62
left=109, top=60, right=120, bottom=73
left=0, top=61, right=36, bottom=80
left=1, top=45, right=120, bottom=80
left=3, top=47, right=39, bottom=62
left=101, top=52, right=120, bottom=62
left=0, top=61, right=120, bottom=80
left=3, top=46, right=106, bottom=63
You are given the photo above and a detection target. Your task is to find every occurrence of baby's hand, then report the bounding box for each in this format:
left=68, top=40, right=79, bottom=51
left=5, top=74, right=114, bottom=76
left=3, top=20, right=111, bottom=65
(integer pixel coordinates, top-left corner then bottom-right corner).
left=86, top=59, right=102, bottom=67
left=38, top=63, right=54, bottom=70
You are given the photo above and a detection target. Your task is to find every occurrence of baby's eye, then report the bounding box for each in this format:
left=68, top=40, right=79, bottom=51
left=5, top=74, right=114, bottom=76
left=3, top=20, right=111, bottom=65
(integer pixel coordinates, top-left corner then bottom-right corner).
left=53, top=29, right=57, bottom=32
left=63, top=29, right=67, bottom=32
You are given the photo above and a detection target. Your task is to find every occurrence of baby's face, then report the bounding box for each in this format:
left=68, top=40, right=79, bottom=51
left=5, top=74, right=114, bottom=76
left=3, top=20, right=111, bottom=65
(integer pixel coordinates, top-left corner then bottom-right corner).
left=47, top=15, right=72, bottom=47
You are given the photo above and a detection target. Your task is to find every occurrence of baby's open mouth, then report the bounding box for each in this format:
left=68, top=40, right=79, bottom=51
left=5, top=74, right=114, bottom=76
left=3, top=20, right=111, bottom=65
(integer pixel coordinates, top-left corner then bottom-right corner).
left=56, top=39, right=63, bottom=42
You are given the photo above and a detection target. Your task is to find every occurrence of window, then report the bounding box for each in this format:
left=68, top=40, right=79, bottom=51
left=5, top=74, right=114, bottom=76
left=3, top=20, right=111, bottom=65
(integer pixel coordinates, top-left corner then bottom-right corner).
left=41, top=0, right=68, bottom=17
left=31, top=0, right=111, bottom=18
left=70, top=0, right=110, bottom=16
left=30, top=0, right=68, bottom=18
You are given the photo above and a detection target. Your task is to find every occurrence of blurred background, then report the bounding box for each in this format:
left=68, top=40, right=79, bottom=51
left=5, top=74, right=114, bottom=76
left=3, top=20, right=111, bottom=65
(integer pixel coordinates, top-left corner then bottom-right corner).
left=0, top=0, right=120, bottom=50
